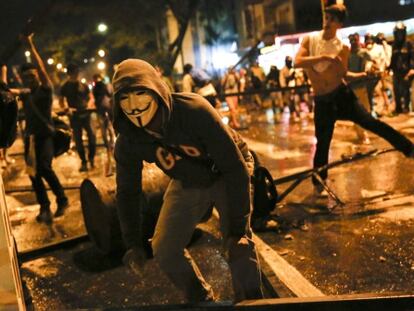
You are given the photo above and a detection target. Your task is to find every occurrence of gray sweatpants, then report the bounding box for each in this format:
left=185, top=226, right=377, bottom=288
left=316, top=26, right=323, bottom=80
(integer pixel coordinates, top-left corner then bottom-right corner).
left=151, top=177, right=263, bottom=303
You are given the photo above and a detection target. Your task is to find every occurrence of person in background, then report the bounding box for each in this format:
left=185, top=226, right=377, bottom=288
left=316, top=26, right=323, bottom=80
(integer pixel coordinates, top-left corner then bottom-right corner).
left=249, top=61, right=265, bottom=109
left=0, top=65, right=15, bottom=169
left=390, top=22, right=414, bottom=114
left=182, top=63, right=195, bottom=93
left=19, top=35, right=68, bottom=223
left=347, top=32, right=372, bottom=144
left=265, top=65, right=283, bottom=121
left=280, top=56, right=300, bottom=122
left=221, top=67, right=241, bottom=129
left=155, top=65, right=175, bottom=92
left=59, top=64, right=96, bottom=172
left=92, top=73, right=115, bottom=176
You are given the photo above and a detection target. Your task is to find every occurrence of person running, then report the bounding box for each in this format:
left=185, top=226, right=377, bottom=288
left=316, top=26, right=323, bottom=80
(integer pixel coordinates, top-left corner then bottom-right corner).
left=294, top=4, right=414, bottom=194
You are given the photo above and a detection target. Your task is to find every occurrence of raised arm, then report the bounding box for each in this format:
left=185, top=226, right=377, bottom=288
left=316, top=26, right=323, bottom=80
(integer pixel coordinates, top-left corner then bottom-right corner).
left=1, top=65, right=7, bottom=84
left=24, top=34, right=53, bottom=89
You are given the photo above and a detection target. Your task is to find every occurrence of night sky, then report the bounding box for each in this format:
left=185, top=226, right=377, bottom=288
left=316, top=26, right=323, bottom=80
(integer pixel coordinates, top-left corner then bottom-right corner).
left=0, top=0, right=55, bottom=59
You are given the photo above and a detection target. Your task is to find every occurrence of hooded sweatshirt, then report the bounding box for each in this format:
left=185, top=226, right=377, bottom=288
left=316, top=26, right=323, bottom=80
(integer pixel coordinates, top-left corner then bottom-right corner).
left=112, top=59, right=253, bottom=248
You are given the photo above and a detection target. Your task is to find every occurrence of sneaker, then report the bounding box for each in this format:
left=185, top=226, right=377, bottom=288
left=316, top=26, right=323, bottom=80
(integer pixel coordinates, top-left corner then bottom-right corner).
left=36, top=208, right=53, bottom=224
left=54, top=199, right=69, bottom=217
left=313, top=184, right=328, bottom=198
left=79, top=162, right=88, bottom=172
left=122, top=247, right=147, bottom=276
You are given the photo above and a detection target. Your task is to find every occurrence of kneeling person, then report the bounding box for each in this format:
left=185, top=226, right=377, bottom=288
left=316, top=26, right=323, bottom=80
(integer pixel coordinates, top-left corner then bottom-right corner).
left=112, top=59, right=263, bottom=303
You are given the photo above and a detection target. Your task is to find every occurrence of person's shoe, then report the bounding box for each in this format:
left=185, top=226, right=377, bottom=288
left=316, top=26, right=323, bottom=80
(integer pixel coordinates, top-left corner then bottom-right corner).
left=36, top=208, right=53, bottom=224
left=79, top=162, right=88, bottom=172
left=54, top=199, right=69, bottom=217
left=122, top=247, right=147, bottom=276
left=313, top=184, right=328, bottom=198
left=89, top=160, right=95, bottom=170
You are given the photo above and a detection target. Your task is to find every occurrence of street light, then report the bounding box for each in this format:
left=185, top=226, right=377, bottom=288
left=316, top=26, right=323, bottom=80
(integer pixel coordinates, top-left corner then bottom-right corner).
left=56, top=63, right=63, bottom=70
left=24, top=50, right=31, bottom=63
left=97, top=23, right=108, bottom=33
left=97, top=61, right=106, bottom=70
left=98, top=49, right=105, bottom=57
left=47, top=58, right=54, bottom=65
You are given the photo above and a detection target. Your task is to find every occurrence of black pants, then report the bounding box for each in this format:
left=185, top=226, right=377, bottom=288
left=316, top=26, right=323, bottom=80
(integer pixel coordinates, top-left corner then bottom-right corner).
left=25, top=135, right=67, bottom=209
left=393, top=75, right=411, bottom=114
left=70, top=112, right=96, bottom=164
left=313, top=84, right=413, bottom=184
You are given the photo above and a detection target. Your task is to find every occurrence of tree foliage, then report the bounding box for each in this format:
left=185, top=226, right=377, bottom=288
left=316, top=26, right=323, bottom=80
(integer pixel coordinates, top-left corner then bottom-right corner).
left=30, top=0, right=236, bottom=74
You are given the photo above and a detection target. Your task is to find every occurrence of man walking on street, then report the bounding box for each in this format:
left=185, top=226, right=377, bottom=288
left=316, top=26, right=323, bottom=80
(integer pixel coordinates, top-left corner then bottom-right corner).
left=59, top=64, right=96, bottom=172
left=294, top=4, right=414, bottom=194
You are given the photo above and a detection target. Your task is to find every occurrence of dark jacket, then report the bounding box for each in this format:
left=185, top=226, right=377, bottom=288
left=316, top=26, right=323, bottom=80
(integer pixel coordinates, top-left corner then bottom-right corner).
left=112, top=59, right=252, bottom=246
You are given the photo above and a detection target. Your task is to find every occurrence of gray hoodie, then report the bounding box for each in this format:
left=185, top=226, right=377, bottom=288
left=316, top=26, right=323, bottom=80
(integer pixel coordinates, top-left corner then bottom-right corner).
left=112, top=59, right=253, bottom=248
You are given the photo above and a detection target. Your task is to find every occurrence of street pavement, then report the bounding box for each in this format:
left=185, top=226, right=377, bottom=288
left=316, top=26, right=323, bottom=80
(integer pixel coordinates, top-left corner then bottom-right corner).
left=1, top=106, right=414, bottom=310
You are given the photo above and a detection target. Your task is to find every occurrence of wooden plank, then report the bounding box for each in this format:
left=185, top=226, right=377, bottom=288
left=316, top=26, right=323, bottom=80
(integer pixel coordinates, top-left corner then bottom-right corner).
left=253, top=234, right=325, bottom=298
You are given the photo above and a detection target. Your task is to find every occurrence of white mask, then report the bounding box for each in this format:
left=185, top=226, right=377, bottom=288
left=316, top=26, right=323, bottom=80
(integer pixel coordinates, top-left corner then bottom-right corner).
left=119, top=90, right=158, bottom=127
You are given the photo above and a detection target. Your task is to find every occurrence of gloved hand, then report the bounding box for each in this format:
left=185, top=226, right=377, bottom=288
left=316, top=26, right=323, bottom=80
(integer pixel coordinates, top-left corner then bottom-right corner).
left=122, top=247, right=147, bottom=277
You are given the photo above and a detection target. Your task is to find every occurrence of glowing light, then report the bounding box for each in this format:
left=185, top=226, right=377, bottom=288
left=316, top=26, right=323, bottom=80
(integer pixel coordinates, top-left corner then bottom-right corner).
left=97, top=61, right=106, bottom=70
left=24, top=51, right=31, bottom=57
left=56, top=63, right=63, bottom=70
left=81, top=78, right=87, bottom=84
left=97, top=23, right=108, bottom=33
left=63, top=68, right=67, bottom=73
left=84, top=58, right=88, bottom=63
left=47, top=58, right=54, bottom=65
left=98, top=49, right=105, bottom=57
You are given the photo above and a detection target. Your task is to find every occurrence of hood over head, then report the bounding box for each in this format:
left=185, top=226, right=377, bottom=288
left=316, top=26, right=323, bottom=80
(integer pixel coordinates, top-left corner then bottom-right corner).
left=112, top=59, right=173, bottom=134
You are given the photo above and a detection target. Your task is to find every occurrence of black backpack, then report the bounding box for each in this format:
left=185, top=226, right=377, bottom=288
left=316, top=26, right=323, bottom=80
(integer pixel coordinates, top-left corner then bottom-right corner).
left=250, top=151, right=278, bottom=220
left=0, top=83, right=18, bottom=148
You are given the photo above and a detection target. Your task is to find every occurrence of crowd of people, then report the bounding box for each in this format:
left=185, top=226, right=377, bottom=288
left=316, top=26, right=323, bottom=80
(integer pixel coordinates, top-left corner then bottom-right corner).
left=1, top=3, right=414, bottom=305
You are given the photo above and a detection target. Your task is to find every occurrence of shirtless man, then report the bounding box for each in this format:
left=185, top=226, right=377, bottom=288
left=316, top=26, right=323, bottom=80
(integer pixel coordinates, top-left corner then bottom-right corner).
left=294, top=4, right=414, bottom=193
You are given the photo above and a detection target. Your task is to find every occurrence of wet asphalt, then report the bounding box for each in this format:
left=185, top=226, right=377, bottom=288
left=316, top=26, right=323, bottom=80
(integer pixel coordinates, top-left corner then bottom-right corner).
left=2, top=106, right=414, bottom=310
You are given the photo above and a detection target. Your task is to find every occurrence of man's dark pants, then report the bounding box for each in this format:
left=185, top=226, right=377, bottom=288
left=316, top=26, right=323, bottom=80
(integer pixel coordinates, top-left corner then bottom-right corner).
left=70, top=112, right=96, bottom=165
left=25, top=135, right=67, bottom=210
left=393, top=75, right=411, bottom=114
left=312, top=84, right=413, bottom=185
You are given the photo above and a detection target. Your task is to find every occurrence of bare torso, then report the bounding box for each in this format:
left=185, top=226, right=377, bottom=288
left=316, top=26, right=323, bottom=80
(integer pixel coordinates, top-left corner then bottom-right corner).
left=305, top=60, right=346, bottom=95
left=295, top=33, right=349, bottom=96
